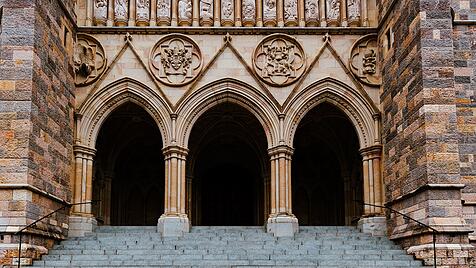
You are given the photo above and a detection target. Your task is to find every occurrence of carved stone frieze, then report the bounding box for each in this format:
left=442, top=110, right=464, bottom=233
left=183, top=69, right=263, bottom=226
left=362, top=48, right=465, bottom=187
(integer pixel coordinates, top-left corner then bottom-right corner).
left=263, top=0, right=276, bottom=26
left=150, top=34, right=203, bottom=86
left=284, top=0, right=298, bottom=25
left=304, top=0, right=319, bottom=26
left=253, top=34, right=306, bottom=86
left=347, top=0, right=361, bottom=26
left=326, top=0, right=340, bottom=26
left=349, top=34, right=380, bottom=86
left=114, top=0, right=129, bottom=26
left=242, top=0, right=256, bottom=26
left=178, top=0, right=193, bottom=25
left=200, top=0, right=214, bottom=25
left=221, top=0, right=234, bottom=25
left=73, top=34, right=107, bottom=86
left=136, top=0, right=150, bottom=25
left=157, top=0, right=171, bottom=25
left=94, top=0, right=108, bottom=25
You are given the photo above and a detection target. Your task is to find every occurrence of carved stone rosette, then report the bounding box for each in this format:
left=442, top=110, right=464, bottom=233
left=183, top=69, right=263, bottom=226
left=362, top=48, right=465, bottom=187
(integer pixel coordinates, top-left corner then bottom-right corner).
left=263, top=0, right=276, bottom=26
left=242, top=0, right=256, bottom=26
left=326, top=0, right=340, bottom=26
left=178, top=0, right=193, bottom=25
left=220, top=0, right=234, bottom=26
left=304, top=0, right=319, bottom=26
left=150, top=34, right=203, bottom=86
left=200, top=0, right=214, bottom=26
left=157, top=0, right=172, bottom=25
left=94, top=0, right=108, bottom=26
left=347, top=0, right=361, bottom=26
left=73, top=34, right=107, bottom=86
left=349, top=34, right=380, bottom=86
left=253, top=34, right=306, bottom=86
left=136, top=0, right=150, bottom=26
left=284, top=0, right=298, bottom=26
left=114, top=0, right=129, bottom=26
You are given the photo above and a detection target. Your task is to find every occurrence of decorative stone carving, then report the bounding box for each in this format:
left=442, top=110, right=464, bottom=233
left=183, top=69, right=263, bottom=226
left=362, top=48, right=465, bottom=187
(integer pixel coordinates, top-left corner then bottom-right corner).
left=304, top=0, right=319, bottom=26
left=242, top=0, right=256, bottom=26
left=73, top=34, right=107, bottom=86
left=114, top=0, right=128, bottom=25
left=326, top=0, right=340, bottom=26
left=221, top=0, right=234, bottom=26
left=263, top=0, right=276, bottom=26
left=94, top=0, right=108, bottom=26
left=349, top=34, right=380, bottom=86
left=200, top=0, right=214, bottom=25
left=284, top=0, right=298, bottom=26
left=136, top=0, right=150, bottom=25
left=150, top=34, right=203, bottom=86
left=347, top=0, right=361, bottom=26
left=253, top=34, right=306, bottom=86
left=178, top=0, right=193, bottom=25
left=157, top=0, right=171, bottom=25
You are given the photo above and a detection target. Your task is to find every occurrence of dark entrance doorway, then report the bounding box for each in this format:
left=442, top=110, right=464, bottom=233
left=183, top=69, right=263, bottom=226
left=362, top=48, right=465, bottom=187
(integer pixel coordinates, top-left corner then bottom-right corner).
left=93, top=102, right=164, bottom=226
left=292, top=103, right=363, bottom=226
left=188, top=103, right=269, bottom=226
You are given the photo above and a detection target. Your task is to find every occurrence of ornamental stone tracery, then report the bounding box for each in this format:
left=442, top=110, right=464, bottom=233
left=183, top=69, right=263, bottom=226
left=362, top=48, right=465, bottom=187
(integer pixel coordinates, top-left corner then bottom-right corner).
left=150, top=35, right=203, bottom=86
left=349, top=34, right=380, bottom=86
left=253, top=34, right=306, bottom=87
left=73, top=34, right=107, bottom=86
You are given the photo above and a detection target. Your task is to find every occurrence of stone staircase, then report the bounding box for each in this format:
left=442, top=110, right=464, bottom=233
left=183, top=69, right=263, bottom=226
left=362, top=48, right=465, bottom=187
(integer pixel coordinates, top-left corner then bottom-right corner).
left=32, top=226, right=424, bottom=267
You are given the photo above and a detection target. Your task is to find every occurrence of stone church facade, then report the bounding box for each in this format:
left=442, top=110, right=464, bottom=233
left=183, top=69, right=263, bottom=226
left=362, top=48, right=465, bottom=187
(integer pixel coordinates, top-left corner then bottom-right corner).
left=0, top=0, right=474, bottom=266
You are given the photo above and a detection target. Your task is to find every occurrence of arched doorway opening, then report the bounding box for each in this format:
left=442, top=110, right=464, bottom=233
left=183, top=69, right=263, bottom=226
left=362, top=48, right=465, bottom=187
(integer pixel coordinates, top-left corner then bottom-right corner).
left=292, top=103, right=363, bottom=226
left=188, top=103, right=269, bottom=226
left=92, top=102, right=164, bottom=226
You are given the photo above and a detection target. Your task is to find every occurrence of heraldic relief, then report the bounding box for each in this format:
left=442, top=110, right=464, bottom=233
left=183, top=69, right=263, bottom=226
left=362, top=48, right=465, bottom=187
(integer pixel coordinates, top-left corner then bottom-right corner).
left=150, top=34, right=203, bottom=86
left=73, top=34, right=107, bottom=86
left=349, top=34, right=380, bottom=86
left=253, top=34, right=306, bottom=86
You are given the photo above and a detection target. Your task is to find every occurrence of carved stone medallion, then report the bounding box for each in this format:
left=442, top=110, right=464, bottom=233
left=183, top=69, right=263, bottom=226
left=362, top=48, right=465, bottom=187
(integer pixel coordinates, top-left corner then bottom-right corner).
left=349, top=34, right=380, bottom=86
left=150, top=34, right=202, bottom=86
left=73, top=34, right=107, bottom=86
left=253, top=34, right=306, bottom=86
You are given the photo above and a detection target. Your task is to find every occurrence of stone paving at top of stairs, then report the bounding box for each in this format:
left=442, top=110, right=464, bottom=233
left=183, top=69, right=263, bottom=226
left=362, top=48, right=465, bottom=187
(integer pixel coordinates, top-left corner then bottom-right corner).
left=31, top=226, right=425, bottom=268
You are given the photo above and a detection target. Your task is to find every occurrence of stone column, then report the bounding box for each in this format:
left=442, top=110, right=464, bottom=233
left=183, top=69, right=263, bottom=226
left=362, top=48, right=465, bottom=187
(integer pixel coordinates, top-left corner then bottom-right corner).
left=266, top=145, right=298, bottom=237
left=150, top=0, right=157, bottom=25
left=277, top=0, right=284, bottom=26
left=107, top=0, right=114, bottom=25
left=102, top=173, right=113, bottom=225
left=86, top=0, right=93, bottom=26
left=70, top=145, right=97, bottom=237
left=358, top=145, right=386, bottom=236
left=128, top=0, right=136, bottom=25
left=158, top=145, right=190, bottom=236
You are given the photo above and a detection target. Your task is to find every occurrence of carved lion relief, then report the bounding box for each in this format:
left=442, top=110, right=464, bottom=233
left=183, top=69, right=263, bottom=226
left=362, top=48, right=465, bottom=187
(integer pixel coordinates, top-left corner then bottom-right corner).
left=349, top=34, right=380, bottom=86
left=253, top=34, right=306, bottom=86
left=73, top=34, right=107, bottom=86
left=150, top=35, right=203, bottom=86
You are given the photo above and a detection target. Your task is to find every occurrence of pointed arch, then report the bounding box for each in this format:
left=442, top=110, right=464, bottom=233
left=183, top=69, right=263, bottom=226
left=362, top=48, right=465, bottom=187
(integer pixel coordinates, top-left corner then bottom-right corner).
left=76, top=78, right=172, bottom=148
left=175, top=78, right=280, bottom=148
left=283, top=77, right=379, bottom=149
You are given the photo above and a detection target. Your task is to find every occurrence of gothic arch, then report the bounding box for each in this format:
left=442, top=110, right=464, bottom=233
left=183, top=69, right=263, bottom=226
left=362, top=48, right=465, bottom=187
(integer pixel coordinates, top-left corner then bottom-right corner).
left=175, top=78, right=280, bottom=148
left=283, top=78, right=379, bottom=149
left=76, top=78, right=172, bottom=148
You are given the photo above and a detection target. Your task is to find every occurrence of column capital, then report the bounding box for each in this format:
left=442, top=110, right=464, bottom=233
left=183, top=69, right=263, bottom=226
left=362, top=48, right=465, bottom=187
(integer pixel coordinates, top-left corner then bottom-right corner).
left=73, top=144, right=97, bottom=157
left=359, top=145, right=382, bottom=158
left=162, top=145, right=189, bottom=158
left=268, top=145, right=294, bottom=157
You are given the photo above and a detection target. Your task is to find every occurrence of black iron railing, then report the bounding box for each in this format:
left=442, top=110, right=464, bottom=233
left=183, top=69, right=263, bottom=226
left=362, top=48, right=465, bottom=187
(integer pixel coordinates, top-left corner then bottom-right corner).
left=356, top=201, right=439, bottom=268
left=2, top=200, right=99, bottom=268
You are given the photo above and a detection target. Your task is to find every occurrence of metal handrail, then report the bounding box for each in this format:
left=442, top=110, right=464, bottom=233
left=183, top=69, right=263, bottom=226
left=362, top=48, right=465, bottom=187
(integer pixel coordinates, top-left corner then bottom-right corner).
left=355, top=201, right=439, bottom=268
left=3, top=200, right=100, bottom=268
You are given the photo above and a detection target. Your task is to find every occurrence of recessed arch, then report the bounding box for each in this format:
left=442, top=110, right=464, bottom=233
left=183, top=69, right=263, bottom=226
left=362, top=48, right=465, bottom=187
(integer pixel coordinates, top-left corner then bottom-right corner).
left=175, top=78, right=280, bottom=149
left=77, top=78, right=172, bottom=149
left=283, top=77, right=379, bottom=149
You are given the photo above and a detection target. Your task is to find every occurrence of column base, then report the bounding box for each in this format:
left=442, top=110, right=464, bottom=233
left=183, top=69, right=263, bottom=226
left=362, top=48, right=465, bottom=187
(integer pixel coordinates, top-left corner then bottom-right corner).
left=158, top=214, right=190, bottom=237
left=266, top=214, right=299, bottom=237
left=358, top=216, right=387, bottom=236
left=68, top=216, right=97, bottom=237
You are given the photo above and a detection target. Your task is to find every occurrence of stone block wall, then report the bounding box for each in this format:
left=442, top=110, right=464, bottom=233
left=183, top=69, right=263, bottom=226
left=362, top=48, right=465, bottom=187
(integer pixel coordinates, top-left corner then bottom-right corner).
left=0, top=0, right=76, bottom=265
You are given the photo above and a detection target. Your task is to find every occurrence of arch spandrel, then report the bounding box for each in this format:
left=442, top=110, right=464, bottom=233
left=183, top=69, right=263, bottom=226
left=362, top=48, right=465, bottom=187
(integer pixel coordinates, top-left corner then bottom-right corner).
left=283, top=78, right=379, bottom=149
left=77, top=78, right=172, bottom=148
left=175, top=78, right=280, bottom=149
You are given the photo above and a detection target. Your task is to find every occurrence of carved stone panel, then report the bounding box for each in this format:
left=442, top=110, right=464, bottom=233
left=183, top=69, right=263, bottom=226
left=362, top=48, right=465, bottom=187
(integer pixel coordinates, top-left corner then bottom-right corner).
left=284, top=0, right=298, bottom=26
left=200, top=0, right=214, bottom=26
left=150, top=35, right=203, bottom=86
left=263, top=0, right=276, bottom=26
left=253, top=34, right=306, bottom=86
left=242, top=0, right=256, bottom=26
left=73, top=34, right=107, bottom=86
left=326, top=0, right=340, bottom=26
left=136, top=0, right=150, bottom=25
left=94, top=0, right=108, bottom=26
left=347, top=0, right=361, bottom=26
left=349, top=34, right=380, bottom=86
left=114, top=0, right=129, bottom=26
left=178, top=0, right=193, bottom=25
left=221, top=0, right=234, bottom=26
left=304, top=0, right=319, bottom=26
left=157, top=0, right=172, bottom=25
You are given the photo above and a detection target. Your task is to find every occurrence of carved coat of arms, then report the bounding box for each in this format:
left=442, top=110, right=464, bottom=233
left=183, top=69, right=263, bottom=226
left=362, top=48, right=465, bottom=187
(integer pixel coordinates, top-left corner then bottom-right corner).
left=349, top=34, right=380, bottom=86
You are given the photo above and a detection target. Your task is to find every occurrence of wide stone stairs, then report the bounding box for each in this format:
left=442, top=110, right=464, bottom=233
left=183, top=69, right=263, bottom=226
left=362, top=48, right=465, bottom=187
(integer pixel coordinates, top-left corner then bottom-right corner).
left=32, top=226, right=424, bottom=267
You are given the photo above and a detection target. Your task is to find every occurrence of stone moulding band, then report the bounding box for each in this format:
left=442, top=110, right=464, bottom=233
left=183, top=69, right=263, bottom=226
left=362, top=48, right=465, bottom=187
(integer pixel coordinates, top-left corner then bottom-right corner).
left=0, top=184, right=70, bottom=206
left=384, top=183, right=466, bottom=206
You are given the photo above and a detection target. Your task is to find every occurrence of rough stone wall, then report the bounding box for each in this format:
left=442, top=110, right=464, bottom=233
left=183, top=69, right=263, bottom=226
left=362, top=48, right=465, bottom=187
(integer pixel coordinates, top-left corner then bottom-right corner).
left=379, top=0, right=475, bottom=266
left=0, top=0, right=76, bottom=265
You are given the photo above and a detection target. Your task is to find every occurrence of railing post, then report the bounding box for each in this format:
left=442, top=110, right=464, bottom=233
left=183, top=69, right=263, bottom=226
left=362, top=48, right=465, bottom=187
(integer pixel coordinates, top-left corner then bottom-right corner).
left=17, top=231, right=22, bottom=268
left=433, top=231, right=437, bottom=268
